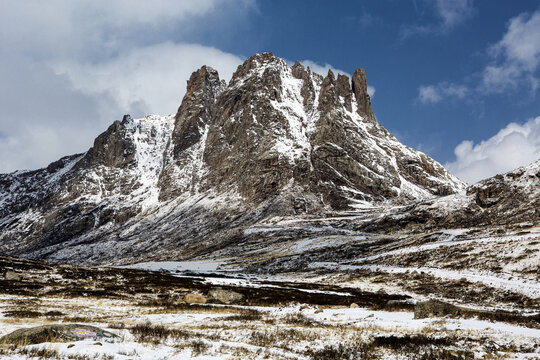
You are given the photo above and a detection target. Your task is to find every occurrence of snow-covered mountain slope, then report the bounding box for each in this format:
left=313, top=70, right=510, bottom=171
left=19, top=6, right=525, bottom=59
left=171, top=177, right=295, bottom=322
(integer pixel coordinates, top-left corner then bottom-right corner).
left=0, top=114, right=175, bottom=257
left=9, top=52, right=534, bottom=266
left=360, top=158, right=540, bottom=233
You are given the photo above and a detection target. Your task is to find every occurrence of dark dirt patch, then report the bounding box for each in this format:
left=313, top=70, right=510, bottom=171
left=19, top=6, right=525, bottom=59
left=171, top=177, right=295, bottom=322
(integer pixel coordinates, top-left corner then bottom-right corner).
left=415, top=299, right=540, bottom=329
left=0, top=255, right=411, bottom=312
left=347, top=268, right=539, bottom=310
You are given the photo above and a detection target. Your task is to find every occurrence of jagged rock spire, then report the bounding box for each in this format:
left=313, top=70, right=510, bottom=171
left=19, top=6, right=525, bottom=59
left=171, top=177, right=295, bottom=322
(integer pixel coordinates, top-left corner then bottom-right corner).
left=172, top=66, right=224, bottom=158
left=352, top=68, right=375, bottom=121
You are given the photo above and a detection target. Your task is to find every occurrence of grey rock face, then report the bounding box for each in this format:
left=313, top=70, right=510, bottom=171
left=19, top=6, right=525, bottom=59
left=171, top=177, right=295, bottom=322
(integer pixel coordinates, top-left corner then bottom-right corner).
left=414, top=300, right=462, bottom=319
left=464, top=160, right=540, bottom=226
left=203, top=53, right=301, bottom=203
left=0, top=52, right=469, bottom=264
left=80, top=115, right=137, bottom=169
left=352, top=68, right=375, bottom=121
left=209, top=288, right=244, bottom=304
left=158, top=66, right=224, bottom=199
left=172, top=66, right=224, bottom=158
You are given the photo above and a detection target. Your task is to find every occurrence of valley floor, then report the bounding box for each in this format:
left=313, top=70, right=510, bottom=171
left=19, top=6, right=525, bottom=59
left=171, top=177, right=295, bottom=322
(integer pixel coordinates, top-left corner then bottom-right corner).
left=1, top=252, right=539, bottom=359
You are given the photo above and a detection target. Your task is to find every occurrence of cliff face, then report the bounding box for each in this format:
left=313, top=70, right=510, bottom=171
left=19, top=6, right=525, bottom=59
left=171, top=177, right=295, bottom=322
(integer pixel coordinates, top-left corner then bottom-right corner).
left=0, top=53, right=466, bottom=265
left=164, top=53, right=464, bottom=209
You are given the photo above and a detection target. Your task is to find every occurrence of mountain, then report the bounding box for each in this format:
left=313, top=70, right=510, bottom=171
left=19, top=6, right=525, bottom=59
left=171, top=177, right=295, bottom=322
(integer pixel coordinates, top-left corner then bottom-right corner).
left=0, top=52, right=477, bottom=265
left=361, top=158, right=540, bottom=233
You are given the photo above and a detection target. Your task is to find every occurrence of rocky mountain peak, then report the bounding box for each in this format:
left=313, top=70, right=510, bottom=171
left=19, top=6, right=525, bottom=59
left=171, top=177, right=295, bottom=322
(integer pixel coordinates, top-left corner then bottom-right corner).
left=177, top=54, right=463, bottom=208
left=232, top=52, right=282, bottom=78
left=318, top=69, right=338, bottom=111
left=184, top=65, right=223, bottom=100
left=291, top=60, right=306, bottom=79
left=78, top=114, right=136, bottom=169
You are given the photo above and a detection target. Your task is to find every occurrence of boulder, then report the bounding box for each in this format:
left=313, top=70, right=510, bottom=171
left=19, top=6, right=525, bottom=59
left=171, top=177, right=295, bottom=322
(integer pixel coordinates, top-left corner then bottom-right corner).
left=184, top=293, right=207, bottom=304
left=0, top=324, right=118, bottom=345
left=4, top=271, right=22, bottom=281
left=414, top=300, right=462, bottom=319
left=208, top=288, right=244, bottom=304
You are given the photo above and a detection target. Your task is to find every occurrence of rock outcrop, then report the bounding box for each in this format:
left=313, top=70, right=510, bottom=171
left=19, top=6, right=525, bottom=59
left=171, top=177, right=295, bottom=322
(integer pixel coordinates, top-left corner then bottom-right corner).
left=0, top=324, right=119, bottom=345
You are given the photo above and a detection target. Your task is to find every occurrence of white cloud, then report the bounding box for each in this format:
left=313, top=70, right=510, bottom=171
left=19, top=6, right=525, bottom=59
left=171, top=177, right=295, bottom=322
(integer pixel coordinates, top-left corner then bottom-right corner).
left=0, top=1, right=250, bottom=59
left=445, top=116, right=540, bottom=184
left=299, top=60, right=375, bottom=98
left=54, top=43, right=244, bottom=116
left=0, top=53, right=123, bottom=172
left=299, top=60, right=350, bottom=78
left=492, top=11, right=540, bottom=71
left=481, top=64, right=521, bottom=92
left=0, top=0, right=252, bottom=173
left=417, top=82, right=468, bottom=104
left=481, top=10, right=540, bottom=93
left=401, top=0, right=474, bottom=39
left=435, top=0, right=474, bottom=29
left=418, top=85, right=442, bottom=104
left=367, top=85, right=376, bottom=98
left=417, top=9, right=540, bottom=104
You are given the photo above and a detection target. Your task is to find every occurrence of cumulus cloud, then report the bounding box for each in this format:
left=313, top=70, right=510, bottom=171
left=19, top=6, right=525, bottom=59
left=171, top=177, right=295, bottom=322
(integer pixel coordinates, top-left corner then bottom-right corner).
left=0, top=53, right=123, bottom=172
left=445, top=116, right=540, bottom=184
left=401, top=0, right=474, bottom=39
left=299, top=60, right=375, bottom=97
left=417, top=82, right=468, bottom=104
left=417, top=8, right=540, bottom=105
left=0, top=0, right=252, bottom=59
left=480, top=10, right=540, bottom=93
left=0, top=0, right=253, bottom=173
left=54, top=43, right=243, bottom=116
left=418, top=86, right=442, bottom=104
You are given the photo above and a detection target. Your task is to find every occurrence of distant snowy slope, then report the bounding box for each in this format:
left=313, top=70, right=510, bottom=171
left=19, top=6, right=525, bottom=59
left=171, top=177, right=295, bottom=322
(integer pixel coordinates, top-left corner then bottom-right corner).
left=362, top=158, right=540, bottom=232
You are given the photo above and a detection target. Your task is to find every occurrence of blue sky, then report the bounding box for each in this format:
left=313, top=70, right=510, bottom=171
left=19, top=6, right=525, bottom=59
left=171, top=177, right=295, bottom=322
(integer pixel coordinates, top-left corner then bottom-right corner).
left=1, top=1, right=539, bottom=184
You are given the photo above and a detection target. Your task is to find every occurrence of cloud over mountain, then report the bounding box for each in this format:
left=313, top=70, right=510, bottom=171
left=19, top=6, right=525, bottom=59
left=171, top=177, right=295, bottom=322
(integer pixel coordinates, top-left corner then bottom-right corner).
left=446, top=116, right=540, bottom=184
left=0, top=0, right=253, bottom=173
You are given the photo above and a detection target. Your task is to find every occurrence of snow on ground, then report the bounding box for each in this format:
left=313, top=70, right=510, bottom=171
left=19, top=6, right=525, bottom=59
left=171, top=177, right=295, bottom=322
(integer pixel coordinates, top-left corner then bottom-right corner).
left=350, top=230, right=538, bottom=263
left=122, top=260, right=232, bottom=273
left=305, top=306, right=540, bottom=338
left=122, top=261, right=353, bottom=297
left=123, top=225, right=540, bottom=301
left=200, top=277, right=353, bottom=297
left=1, top=295, right=539, bottom=360
left=308, top=262, right=540, bottom=299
